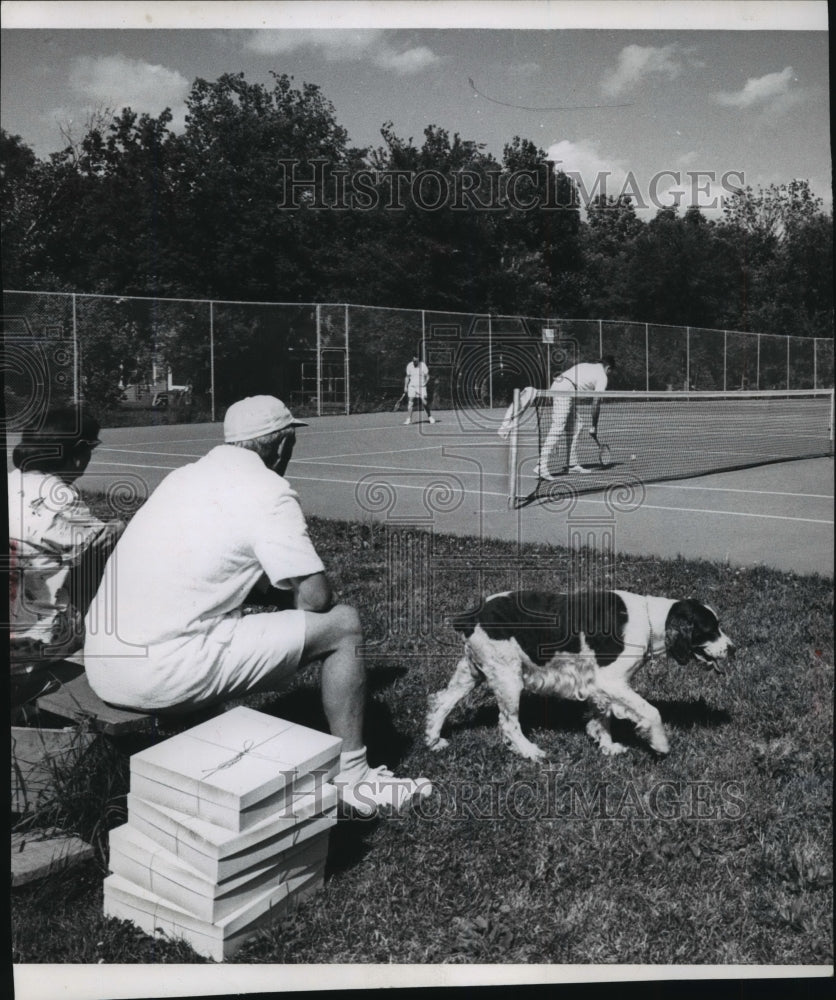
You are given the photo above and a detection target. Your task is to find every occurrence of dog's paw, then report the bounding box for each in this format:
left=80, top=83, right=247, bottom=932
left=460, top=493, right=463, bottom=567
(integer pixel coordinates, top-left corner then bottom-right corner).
left=649, top=729, right=670, bottom=754
left=513, top=741, right=548, bottom=761
left=426, top=736, right=450, bottom=752
left=600, top=741, right=628, bottom=756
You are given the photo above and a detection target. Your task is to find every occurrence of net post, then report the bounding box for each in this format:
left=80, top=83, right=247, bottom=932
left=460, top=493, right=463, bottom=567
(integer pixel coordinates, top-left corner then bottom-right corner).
left=508, top=387, right=521, bottom=507
left=829, top=389, right=835, bottom=457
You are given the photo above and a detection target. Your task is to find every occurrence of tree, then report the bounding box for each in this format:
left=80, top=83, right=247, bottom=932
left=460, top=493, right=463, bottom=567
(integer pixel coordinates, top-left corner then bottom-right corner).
left=494, top=137, right=583, bottom=317
left=172, top=72, right=354, bottom=301
left=0, top=129, right=81, bottom=289
left=580, top=194, right=644, bottom=319
left=720, top=180, right=833, bottom=336
left=361, top=123, right=503, bottom=312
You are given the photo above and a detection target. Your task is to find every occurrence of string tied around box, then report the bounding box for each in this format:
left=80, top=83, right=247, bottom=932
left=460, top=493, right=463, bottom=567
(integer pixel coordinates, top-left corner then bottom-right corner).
left=199, top=732, right=285, bottom=780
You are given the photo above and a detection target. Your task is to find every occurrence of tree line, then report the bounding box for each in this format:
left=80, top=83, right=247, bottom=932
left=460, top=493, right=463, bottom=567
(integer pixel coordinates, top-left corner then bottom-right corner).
left=2, top=71, right=832, bottom=341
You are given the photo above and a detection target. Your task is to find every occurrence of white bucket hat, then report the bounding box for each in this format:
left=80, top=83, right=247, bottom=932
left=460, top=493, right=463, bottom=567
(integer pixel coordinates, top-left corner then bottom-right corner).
left=223, top=396, right=307, bottom=443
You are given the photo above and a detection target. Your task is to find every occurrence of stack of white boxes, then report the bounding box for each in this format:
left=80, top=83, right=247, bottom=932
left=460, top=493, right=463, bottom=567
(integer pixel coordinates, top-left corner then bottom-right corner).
left=104, top=706, right=342, bottom=961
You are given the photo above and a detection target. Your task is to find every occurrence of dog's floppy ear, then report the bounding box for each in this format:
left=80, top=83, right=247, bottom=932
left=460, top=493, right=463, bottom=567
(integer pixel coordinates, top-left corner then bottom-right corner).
left=665, top=602, right=694, bottom=665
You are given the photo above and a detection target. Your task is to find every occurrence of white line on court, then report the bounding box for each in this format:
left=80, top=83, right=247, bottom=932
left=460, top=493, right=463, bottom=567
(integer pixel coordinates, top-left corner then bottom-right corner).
left=293, top=459, right=507, bottom=478
left=295, top=445, right=439, bottom=462
left=98, top=447, right=205, bottom=459
left=92, top=451, right=833, bottom=506
left=288, top=456, right=835, bottom=502
left=288, top=474, right=834, bottom=526
left=90, top=460, right=183, bottom=471
left=102, top=436, right=220, bottom=448
left=646, top=482, right=833, bottom=500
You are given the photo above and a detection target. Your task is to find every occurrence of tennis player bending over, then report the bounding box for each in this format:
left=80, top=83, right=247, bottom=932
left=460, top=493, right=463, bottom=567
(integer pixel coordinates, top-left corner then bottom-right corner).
left=535, top=356, right=616, bottom=479
left=83, top=396, right=431, bottom=817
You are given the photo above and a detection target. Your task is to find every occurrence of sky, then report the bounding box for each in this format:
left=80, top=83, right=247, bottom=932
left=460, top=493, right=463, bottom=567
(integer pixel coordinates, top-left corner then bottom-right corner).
left=1, top=2, right=831, bottom=219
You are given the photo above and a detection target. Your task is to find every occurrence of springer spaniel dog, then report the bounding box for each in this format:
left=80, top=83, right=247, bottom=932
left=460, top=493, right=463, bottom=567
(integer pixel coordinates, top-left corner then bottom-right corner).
left=425, top=590, right=735, bottom=760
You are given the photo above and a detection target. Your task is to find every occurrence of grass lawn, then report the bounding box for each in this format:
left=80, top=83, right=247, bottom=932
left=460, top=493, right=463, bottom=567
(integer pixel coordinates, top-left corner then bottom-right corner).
left=11, top=498, right=834, bottom=966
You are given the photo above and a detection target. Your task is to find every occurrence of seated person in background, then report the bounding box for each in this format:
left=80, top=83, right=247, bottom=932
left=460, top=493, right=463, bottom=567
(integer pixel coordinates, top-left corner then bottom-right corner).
left=9, top=406, right=125, bottom=710
left=83, top=395, right=431, bottom=818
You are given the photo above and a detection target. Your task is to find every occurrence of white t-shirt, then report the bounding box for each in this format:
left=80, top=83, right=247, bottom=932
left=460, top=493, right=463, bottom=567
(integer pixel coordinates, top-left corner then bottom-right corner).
left=405, top=360, right=429, bottom=396
left=84, top=446, right=324, bottom=649
left=8, top=468, right=105, bottom=649
left=552, top=362, right=609, bottom=394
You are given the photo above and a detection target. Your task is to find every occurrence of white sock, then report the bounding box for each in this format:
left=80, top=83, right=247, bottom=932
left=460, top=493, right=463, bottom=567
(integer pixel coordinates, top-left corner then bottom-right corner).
left=338, top=745, right=369, bottom=779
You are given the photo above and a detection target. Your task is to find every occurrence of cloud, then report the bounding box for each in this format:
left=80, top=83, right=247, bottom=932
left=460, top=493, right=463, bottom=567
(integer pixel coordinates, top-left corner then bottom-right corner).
left=374, top=45, right=439, bottom=74
left=245, top=29, right=440, bottom=75
left=545, top=139, right=733, bottom=219
left=546, top=139, right=630, bottom=194
left=601, top=44, right=682, bottom=97
left=507, top=61, right=542, bottom=79
left=713, top=66, right=795, bottom=108
left=69, top=54, right=190, bottom=116
left=245, top=28, right=385, bottom=57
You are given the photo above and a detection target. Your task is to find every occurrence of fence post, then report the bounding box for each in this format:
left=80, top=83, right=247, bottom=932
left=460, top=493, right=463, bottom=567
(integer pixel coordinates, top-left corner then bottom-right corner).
left=787, top=336, right=791, bottom=390
left=814, top=338, right=818, bottom=389
left=686, top=327, right=690, bottom=389
left=598, top=319, right=603, bottom=357
left=316, top=304, right=322, bottom=417
left=344, top=303, right=350, bottom=415
left=723, top=331, right=727, bottom=391
left=756, top=334, right=760, bottom=390
left=209, top=300, right=216, bottom=422
left=645, top=323, right=649, bottom=391
left=71, top=293, right=79, bottom=404
left=488, top=314, right=493, bottom=409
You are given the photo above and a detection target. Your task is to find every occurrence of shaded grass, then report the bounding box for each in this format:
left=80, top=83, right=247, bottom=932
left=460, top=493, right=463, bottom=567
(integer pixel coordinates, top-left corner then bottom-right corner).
left=11, top=508, right=833, bottom=966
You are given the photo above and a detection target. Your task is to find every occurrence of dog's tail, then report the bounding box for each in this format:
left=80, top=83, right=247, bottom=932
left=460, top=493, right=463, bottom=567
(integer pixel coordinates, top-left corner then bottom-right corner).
left=448, top=606, right=482, bottom=637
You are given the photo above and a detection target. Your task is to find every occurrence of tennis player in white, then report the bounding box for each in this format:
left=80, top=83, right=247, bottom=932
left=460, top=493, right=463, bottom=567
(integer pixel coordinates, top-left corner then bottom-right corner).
left=403, top=354, right=435, bottom=425
left=535, top=356, right=616, bottom=479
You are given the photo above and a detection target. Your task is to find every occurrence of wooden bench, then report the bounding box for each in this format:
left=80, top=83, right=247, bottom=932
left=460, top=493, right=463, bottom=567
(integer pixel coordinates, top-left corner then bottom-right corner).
left=37, top=673, right=156, bottom=736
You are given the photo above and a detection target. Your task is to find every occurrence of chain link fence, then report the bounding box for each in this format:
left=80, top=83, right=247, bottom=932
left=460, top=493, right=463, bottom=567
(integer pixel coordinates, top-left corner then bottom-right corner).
left=3, top=290, right=833, bottom=429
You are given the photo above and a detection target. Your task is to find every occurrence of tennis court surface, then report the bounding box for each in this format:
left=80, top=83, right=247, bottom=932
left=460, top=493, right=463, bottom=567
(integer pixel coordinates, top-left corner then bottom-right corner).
left=42, top=406, right=834, bottom=578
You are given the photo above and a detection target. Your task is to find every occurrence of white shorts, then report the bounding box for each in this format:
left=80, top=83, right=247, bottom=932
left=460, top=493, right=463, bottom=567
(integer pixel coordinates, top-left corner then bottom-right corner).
left=407, top=389, right=427, bottom=400
left=84, top=609, right=308, bottom=712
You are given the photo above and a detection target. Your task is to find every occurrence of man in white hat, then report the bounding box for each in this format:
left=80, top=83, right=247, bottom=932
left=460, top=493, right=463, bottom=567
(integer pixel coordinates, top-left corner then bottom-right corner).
left=84, top=396, right=430, bottom=817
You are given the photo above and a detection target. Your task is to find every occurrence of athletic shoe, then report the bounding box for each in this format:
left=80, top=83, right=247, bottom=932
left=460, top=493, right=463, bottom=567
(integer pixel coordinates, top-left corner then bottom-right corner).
left=335, top=765, right=433, bottom=818
left=403, top=418, right=412, bottom=425
left=428, top=416, right=436, bottom=423
left=569, top=464, right=591, bottom=474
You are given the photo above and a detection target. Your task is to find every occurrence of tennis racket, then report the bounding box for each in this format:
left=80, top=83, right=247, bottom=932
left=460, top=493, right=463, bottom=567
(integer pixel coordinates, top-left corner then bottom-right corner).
left=392, top=393, right=406, bottom=412
left=590, top=429, right=613, bottom=468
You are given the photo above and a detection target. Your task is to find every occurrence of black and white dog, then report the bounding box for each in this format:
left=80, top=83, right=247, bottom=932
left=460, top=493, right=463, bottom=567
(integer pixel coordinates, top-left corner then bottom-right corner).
left=425, top=590, right=735, bottom=760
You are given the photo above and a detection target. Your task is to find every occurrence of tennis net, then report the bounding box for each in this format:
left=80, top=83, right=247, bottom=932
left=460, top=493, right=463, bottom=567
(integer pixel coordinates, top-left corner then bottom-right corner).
left=506, top=388, right=834, bottom=505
